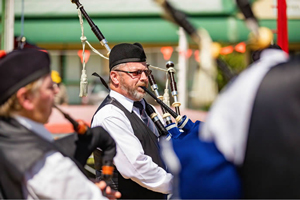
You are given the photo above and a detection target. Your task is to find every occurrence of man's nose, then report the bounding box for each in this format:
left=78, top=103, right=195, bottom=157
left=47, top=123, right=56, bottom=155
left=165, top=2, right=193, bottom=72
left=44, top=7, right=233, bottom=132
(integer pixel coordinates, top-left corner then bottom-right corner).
left=140, top=71, right=148, bottom=80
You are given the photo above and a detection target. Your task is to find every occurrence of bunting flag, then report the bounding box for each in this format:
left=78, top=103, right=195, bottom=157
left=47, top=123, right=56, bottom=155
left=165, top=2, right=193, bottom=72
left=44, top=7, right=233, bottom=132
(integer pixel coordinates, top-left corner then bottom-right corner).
left=186, top=49, right=193, bottom=58
left=234, top=42, right=246, bottom=53
left=77, top=50, right=91, bottom=63
left=179, top=49, right=193, bottom=58
left=0, top=50, right=7, bottom=58
left=194, top=50, right=200, bottom=62
left=220, top=46, right=234, bottom=55
left=161, top=46, right=174, bottom=60
left=161, top=42, right=247, bottom=62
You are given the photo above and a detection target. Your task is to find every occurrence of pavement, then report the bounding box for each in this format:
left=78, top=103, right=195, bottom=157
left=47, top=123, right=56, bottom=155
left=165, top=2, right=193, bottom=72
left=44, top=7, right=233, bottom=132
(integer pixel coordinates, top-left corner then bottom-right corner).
left=45, top=105, right=207, bottom=134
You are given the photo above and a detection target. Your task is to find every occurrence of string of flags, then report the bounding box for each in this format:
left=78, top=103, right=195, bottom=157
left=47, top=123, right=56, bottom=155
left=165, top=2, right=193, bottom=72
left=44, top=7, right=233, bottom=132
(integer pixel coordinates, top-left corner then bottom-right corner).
left=160, top=42, right=246, bottom=61
left=76, top=42, right=246, bottom=63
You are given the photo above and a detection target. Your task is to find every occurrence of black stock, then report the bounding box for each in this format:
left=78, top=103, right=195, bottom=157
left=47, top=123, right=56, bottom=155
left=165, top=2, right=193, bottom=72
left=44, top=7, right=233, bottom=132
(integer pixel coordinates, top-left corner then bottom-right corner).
left=73, top=1, right=105, bottom=42
left=71, top=0, right=110, bottom=52
left=236, top=0, right=257, bottom=21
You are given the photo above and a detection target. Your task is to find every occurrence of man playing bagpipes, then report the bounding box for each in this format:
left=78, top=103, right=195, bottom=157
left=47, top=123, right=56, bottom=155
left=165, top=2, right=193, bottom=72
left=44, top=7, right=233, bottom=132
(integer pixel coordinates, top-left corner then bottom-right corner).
left=0, top=48, right=121, bottom=199
left=91, top=43, right=173, bottom=199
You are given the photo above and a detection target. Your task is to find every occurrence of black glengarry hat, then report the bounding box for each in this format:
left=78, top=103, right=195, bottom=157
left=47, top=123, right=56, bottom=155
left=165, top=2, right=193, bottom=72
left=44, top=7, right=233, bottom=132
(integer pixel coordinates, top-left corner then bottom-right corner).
left=109, top=42, right=146, bottom=70
left=0, top=48, right=50, bottom=105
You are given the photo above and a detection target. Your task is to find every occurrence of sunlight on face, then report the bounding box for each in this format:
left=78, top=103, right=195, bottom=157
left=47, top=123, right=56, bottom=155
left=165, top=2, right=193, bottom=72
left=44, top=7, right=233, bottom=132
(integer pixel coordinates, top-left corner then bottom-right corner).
left=118, top=62, right=149, bottom=101
left=31, top=74, right=56, bottom=124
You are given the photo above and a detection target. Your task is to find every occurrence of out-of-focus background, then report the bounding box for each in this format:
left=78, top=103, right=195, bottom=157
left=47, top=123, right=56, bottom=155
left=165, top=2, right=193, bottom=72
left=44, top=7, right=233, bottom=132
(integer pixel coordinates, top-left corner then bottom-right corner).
left=1, top=0, right=300, bottom=130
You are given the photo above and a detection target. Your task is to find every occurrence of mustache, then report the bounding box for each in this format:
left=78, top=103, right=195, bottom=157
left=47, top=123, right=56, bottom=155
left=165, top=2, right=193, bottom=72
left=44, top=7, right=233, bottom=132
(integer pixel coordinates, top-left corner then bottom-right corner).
left=137, top=82, right=148, bottom=87
left=138, top=84, right=147, bottom=87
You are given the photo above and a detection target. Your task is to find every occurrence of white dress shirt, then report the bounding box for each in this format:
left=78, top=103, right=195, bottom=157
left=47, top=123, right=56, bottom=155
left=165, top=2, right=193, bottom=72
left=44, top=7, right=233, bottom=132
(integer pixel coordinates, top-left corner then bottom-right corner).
left=200, top=49, right=289, bottom=166
left=14, top=115, right=107, bottom=200
left=91, top=90, right=173, bottom=194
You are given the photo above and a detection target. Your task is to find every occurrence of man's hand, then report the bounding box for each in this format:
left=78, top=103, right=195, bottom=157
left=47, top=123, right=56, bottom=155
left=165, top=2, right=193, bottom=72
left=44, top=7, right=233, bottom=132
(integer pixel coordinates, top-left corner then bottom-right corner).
left=95, top=181, right=122, bottom=200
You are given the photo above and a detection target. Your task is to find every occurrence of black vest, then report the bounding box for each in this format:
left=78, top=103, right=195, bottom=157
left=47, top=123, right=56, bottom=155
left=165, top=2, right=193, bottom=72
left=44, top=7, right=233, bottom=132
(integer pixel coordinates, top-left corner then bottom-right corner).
left=0, top=117, right=90, bottom=199
left=240, top=55, right=300, bottom=198
left=92, top=95, right=166, bottom=199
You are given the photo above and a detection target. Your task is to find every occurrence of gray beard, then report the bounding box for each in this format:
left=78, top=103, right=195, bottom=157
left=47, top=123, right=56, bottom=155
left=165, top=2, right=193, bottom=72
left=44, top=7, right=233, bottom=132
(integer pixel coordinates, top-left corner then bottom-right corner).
left=120, top=78, right=146, bottom=100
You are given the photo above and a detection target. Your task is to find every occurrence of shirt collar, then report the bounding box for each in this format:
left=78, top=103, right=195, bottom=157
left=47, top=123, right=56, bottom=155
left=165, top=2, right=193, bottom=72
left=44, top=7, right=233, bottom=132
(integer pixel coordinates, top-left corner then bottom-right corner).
left=13, top=115, right=54, bottom=142
left=110, top=90, right=145, bottom=112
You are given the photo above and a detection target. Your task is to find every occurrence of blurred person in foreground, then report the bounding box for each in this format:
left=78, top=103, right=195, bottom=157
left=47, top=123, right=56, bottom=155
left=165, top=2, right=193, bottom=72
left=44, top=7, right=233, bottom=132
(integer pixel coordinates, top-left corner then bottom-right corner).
left=200, top=45, right=300, bottom=198
left=0, top=48, right=121, bottom=199
left=91, top=43, right=172, bottom=199
left=160, top=44, right=300, bottom=199
left=51, top=70, right=68, bottom=105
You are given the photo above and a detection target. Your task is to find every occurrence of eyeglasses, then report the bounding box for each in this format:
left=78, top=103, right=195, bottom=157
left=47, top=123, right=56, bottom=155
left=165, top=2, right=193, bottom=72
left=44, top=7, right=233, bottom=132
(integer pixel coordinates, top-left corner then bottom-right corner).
left=114, top=69, right=152, bottom=78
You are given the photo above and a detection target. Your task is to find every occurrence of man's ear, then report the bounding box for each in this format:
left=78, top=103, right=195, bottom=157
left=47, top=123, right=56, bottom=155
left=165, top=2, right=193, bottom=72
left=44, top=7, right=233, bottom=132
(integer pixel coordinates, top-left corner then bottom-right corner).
left=16, top=88, right=35, bottom=111
left=110, top=71, right=120, bottom=85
